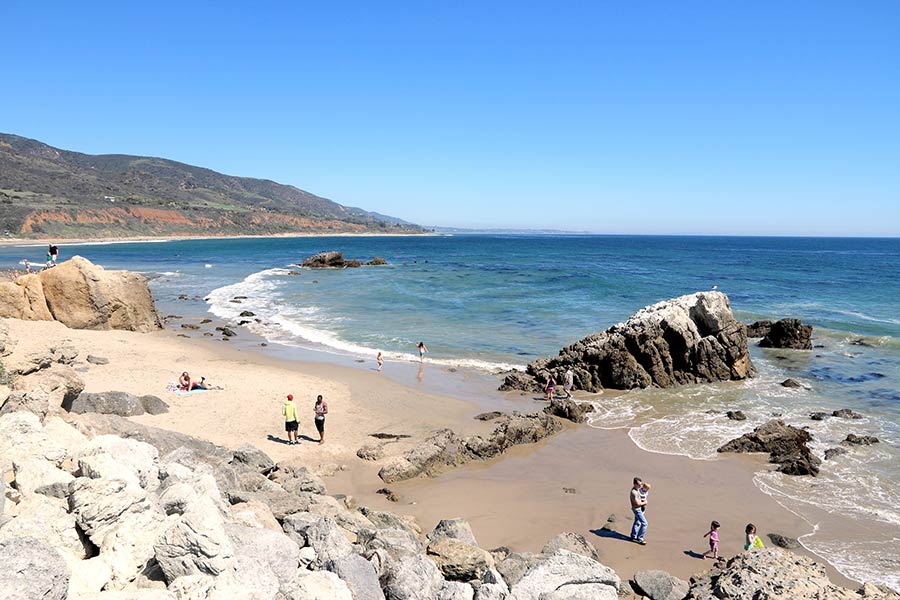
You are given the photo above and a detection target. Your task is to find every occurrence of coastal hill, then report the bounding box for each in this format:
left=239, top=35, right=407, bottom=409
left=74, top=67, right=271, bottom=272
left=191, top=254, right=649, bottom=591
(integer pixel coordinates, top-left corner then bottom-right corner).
left=0, top=133, right=422, bottom=238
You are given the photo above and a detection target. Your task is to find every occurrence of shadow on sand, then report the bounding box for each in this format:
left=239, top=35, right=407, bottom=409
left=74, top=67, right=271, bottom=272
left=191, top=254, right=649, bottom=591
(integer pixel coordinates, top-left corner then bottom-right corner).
left=589, top=528, right=634, bottom=542
left=267, top=433, right=318, bottom=445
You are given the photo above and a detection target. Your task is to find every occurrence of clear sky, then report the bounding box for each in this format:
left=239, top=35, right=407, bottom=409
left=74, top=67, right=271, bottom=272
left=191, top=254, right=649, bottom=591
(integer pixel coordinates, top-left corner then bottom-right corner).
left=2, top=1, right=898, bottom=235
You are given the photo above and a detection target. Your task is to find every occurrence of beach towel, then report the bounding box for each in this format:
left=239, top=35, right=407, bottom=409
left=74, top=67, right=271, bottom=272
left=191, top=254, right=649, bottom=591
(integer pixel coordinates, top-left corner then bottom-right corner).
left=172, top=388, right=211, bottom=396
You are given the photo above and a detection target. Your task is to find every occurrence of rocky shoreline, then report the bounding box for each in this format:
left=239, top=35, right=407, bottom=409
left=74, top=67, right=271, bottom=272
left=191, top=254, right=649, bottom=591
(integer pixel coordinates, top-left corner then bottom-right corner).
left=1, top=265, right=897, bottom=599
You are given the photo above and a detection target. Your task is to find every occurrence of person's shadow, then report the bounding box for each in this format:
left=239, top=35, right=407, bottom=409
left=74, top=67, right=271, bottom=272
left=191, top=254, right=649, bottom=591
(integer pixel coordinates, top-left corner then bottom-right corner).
left=267, top=433, right=318, bottom=445
left=683, top=550, right=706, bottom=560
left=589, top=528, right=633, bottom=542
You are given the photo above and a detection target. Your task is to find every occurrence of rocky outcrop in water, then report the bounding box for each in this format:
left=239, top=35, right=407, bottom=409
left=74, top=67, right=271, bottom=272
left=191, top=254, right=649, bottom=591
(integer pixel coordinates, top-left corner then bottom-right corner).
left=0, top=257, right=161, bottom=332
left=501, top=291, right=755, bottom=392
left=718, top=420, right=821, bottom=476
left=759, top=318, right=813, bottom=350
left=301, top=251, right=388, bottom=268
left=745, top=320, right=773, bottom=338
left=544, top=398, right=594, bottom=423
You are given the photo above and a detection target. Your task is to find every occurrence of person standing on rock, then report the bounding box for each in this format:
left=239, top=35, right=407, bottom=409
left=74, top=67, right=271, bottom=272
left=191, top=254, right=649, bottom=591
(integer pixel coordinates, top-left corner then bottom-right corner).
left=282, top=394, right=299, bottom=445
left=48, top=243, right=59, bottom=265
left=630, top=477, right=648, bottom=545
left=563, top=368, right=574, bottom=399
left=314, top=394, right=328, bottom=445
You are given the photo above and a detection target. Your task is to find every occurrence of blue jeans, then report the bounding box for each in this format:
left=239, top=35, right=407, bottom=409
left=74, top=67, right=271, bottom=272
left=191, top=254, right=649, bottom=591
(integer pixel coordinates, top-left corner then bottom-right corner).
left=631, top=508, right=647, bottom=541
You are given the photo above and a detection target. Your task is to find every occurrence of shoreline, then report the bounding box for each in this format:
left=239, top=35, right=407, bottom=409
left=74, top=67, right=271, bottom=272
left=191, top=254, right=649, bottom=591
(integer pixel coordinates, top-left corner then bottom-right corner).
left=0, top=230, right=436, bottom=247
left=0, top=317, right=863, bottom=590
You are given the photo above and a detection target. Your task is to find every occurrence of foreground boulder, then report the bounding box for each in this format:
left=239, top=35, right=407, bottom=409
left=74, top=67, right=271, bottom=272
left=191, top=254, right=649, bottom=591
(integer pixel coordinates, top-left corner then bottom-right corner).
left=759, top=318, right=813, bottom=350
left=634, top=569, right=689, bottom=600
left=0, top=256, right=161, bottom=331
left=544, top=398, right=594, bottom=423
left=0, top=537, right=70, bottom=600
left=65, top=391, right=169, bottom=416
left=501, top=291, right=754, bottom=392
left=718, top=420, right=821, bottom=476
left=685, top=548, right=888, bottom=599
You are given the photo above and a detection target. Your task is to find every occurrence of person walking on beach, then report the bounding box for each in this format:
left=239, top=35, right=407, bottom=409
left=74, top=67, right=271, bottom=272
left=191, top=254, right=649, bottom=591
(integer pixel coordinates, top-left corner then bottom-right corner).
left=545, top=372, right=556, bottom=401
left=744, top=523, right=765, bottom=550
left=702, top=520, right=721, bottom=560
left=630, top=477, right=648, bottom=545
left=314, top=394, right=328, bottom=445
left=377, top=351, right=383, bottom=371
left=563, top=367, right=574, bottom=399
left=283, top=394, right=299, bottom=445
left=416, top=342, right=428, bottom=362
left=48, top=243, right=59, bottom=265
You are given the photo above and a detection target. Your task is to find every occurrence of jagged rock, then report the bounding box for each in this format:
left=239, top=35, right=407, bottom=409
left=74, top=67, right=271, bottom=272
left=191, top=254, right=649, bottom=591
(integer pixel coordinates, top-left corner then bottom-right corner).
left=759, top=318, right=813, bottom=350
left=726, top=410, right=746, bottom=421
left=66, top=391, right=169, bottom=416
left=633, top=569, right=689, bottom=600
left=544, top=398, right=594, bottom=423
left=358, top=507, right=422, bottom=536
left=844, top=434, right=879, bottom=446
left=0, top=257, right=162, bottom=331
left=475, top=568, right=510, bottom=600
left=496, top=552, right=538, bottom=587
left=745, top=320, right=773, bottom=338
left=358, top=527, right=424, bottom=557
left=227, top=499, right=281, bottom=531
left=685, top=548, right=862, bottom=599
left=325, top=553, right=386, bottom=600
left=782, top=378, right=803, bottom=388
left=441, top=581, right=475, bottom=600
left=427, top=537, right=495, bottom=581
left=718, top=420, right=821, bottom=476
left=0, top=494, right=87, bottom=560
left=303, top=251, right=349, bottom=268
left=498, top=370, right=543, bottom=393
left=11, top=458, right=74, bottom=498
left=0, top=390, right=55, bottom=421
left=381, top=553, right=446, bottom=600
left=428, top=518, right=479, bottom=546
left=810, top=412, right=830, bottom=421
left=463, top=412, right=563, bottom=460
left=510, top=549, right=620, bottom=600
left=289, top=570, right=354, bottom=600
left=274, top=461, right=327, bottom=495
left=0, top=537, right=70, bottom=600
left=767, top=532, right=800, bottom=549
left=367, top=257, right=388, bottom=266
left=13, top=364, right=85, bottom=410
left=221, top=327, right=236, bottom=337
left=833, top=408, right=864, bottom=419
left=239, top=310, right=255, bottom=317
left=474, top=411, right=504, bottom=421
left=226, top=524, right=300, bottom=596
left=502, top=291, right=754, bottom=392
left=824, top=447, right=848, bottom=460
left=86, top=354, right=110, bottom=365
left=231, top=444, right=275, bottom=475
left=303, top=516, right=356, bottom=567
left=0, top=411, right=68, bottom=472
left=356, top=441, right=385, bottom=460
left=154, top=497, right=234, bottom=581
left=77, top=434, right=160, bottom=490
left=541, top=532, right=600, bottom=562
left=180, top=324, right=199, bottom=330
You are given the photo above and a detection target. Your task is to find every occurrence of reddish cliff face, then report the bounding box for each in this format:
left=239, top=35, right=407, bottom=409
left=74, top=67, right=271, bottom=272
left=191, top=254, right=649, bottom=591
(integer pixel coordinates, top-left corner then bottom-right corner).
left=18, top=207, right=373, bottom=237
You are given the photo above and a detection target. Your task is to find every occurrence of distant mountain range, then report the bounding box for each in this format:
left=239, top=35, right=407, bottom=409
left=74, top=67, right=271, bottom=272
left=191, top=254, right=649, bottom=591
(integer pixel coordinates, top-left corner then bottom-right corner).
left=0, top=133, right=422, bottom=238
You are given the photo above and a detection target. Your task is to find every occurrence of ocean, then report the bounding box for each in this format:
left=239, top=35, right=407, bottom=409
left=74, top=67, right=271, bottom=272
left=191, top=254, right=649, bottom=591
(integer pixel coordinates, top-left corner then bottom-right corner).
left=3, top=234, right=899, bottom=590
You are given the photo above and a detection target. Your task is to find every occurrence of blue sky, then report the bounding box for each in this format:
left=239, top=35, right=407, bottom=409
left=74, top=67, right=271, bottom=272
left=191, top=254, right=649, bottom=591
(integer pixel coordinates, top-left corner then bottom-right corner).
left=2, top=1, right=898, bottom=235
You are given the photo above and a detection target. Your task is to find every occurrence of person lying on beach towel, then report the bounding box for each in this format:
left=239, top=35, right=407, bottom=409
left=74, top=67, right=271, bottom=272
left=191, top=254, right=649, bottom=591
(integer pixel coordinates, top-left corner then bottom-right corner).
left=179, top=371, right=207, bottom=391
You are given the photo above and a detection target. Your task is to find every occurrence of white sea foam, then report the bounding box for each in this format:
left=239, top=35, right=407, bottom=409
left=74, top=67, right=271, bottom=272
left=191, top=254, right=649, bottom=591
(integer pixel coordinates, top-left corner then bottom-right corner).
left=15, top=239, right=171, bottom=247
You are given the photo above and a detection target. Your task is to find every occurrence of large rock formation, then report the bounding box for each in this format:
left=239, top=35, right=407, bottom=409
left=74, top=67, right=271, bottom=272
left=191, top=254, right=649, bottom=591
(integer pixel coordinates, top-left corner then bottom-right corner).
left=0, top=257, right=161, bottom=332
left=759, top=318, right=813, bottom=350
left=718, top=420, right=821, bottom=476
left=501, top=291, right=754, bottom=392
left=301, top=251, right=388, bottom=268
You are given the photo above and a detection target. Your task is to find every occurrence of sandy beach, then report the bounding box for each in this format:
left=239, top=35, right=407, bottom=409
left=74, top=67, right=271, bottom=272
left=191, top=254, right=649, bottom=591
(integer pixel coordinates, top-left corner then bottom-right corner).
left=1, top=317, right=857, bottom=589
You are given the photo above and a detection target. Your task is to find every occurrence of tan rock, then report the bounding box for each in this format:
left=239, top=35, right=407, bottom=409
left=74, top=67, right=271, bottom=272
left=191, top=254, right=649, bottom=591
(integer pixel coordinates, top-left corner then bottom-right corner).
left=0, top=274, right=53, bottom=321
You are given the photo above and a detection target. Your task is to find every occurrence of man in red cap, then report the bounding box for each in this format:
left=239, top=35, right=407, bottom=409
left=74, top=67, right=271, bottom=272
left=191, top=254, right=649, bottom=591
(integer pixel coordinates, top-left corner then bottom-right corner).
left=283, top=394, right=299, bottom=445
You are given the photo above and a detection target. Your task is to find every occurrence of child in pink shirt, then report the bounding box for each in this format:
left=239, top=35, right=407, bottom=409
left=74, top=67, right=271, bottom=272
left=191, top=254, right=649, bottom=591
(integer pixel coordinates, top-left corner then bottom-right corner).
left=702, top=520, right=721, bottom=560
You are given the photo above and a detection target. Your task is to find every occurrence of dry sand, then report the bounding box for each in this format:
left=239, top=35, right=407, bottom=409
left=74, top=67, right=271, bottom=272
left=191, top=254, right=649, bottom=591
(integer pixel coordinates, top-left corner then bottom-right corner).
left=2, top=317, right=856, bottom=588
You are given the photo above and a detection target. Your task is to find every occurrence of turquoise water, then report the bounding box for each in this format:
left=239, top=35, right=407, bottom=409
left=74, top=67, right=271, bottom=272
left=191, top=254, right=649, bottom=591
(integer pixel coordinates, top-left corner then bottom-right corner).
left=3, top=234, right=899, bottom=589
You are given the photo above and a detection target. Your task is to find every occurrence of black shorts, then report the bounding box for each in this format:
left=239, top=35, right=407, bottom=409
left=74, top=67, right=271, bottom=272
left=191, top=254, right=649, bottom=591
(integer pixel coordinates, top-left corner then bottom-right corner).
left=314, top=417, right=325, bottom=433
left=285, top=420, right=298, bottom=432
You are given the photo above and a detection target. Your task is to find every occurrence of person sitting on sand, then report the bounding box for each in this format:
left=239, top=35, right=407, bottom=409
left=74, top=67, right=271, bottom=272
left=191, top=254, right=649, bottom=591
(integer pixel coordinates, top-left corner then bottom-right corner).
left=744, top=523, right=765, bottom=550
left=702, top=520, right=721, bottom=560
left=416, top=342, right=428, bottom=362
left=178, top=372, right=207, bottom=391
left=545, top=372, right=556, bottom=401
left=630, top=476, right=648, bottom=545
left=314, top=394, right=328, bottom=445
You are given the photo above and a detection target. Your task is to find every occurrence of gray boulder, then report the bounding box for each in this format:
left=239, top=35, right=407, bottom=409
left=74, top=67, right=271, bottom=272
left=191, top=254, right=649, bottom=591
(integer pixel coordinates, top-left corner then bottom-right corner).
left=502, top=291, right=754, bottom=392
left=231, top=444, right=275, bottom=475
left=833, top=408, right=863, bottom=419
left=633, top=569, right=689, bottom=600
left=745, top=320, right=773, bottom=338
left=541, top=532, right=600, bottom=562
left=428, top=518, right=479, bottom=546
left=718, top=420, right=820, bottom=476
left=544, top=398, right=594, bottom=423
left=0, top=537, right=70, bottom=600
left=510, top=549, right=620, bottom=600
left=0, top=390, right=54, bottom=421
left=767, top=532, right=800, bottom=549
left=759, top=318, right=813, bottom=350
left=844, top=434, right=879, bottom=446
left=426, top=537, right=495, bottom=581
left=381, top=553, right=446, bottom=600
left=65, top=391, right=168, bottom=416
left=325, top=553, right=386, bottom=600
